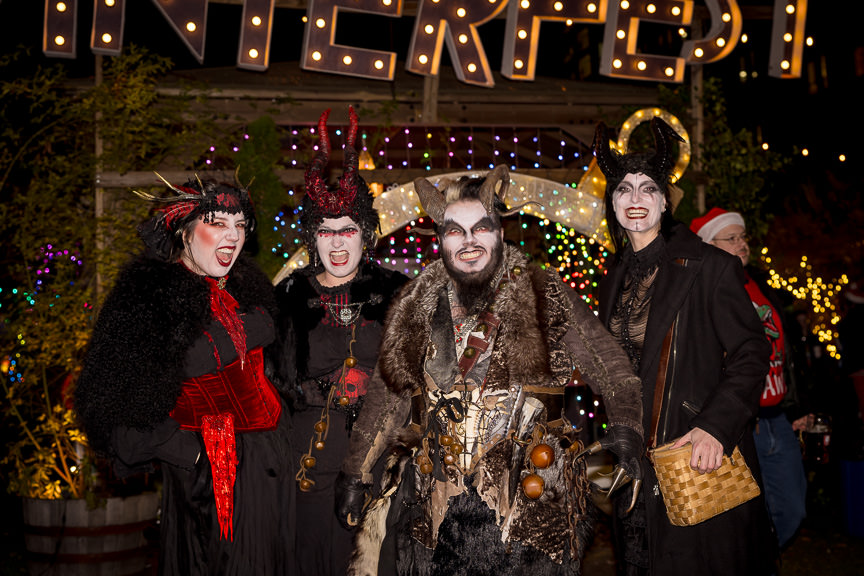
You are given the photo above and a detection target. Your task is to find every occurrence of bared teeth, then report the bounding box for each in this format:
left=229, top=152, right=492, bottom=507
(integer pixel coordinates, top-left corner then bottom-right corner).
left=459, top=250, right=483, bottom=260
left=330, top=250, right=349, bottom=264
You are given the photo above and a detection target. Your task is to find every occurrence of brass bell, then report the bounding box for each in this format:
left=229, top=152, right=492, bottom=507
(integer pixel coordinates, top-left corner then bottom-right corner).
left=299, top=478, right=315, bottom=492
left=530, top=444, right=555, bottom=469
left=439, top=434, right=454, bottom=446
left=522, top=473, right=544, bottom=500
left=314, top=440, right=326, bottom=451
left=344, top=356, right=358, bottom=368
left=302, top=456, right=317, bottom=469
left=338, top=395, right=351, bottom=406
left=314, top=420, right=328, bottom=433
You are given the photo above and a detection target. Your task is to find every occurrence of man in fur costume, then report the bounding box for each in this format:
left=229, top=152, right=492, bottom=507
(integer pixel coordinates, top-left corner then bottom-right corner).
left=336, top=165, right=644, bottom=575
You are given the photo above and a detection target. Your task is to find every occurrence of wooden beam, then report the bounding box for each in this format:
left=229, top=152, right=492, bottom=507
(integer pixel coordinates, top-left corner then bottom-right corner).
left=98, top=168, right=592, bottom=189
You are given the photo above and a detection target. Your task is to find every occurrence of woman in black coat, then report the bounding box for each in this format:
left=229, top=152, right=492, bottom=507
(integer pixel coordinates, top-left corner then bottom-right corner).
left=593, top=118, right=776, bottom=575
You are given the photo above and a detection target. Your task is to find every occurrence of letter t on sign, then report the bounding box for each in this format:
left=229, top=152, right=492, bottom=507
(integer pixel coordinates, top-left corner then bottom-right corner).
left=600, top=0, right=694, bottom=82
left=301, top=0, right=403, bottom=80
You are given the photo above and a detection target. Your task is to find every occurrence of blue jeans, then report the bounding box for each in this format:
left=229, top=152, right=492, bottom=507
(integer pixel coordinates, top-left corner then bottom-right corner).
left=753, top=412, right=808, bottom=548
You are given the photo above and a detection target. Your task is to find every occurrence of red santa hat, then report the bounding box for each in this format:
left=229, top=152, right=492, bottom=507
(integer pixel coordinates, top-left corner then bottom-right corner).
left=689, top=207, right=746, bottom=242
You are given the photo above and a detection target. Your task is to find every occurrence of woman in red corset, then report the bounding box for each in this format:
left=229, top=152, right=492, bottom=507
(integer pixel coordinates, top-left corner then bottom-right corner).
left=74, top=176, right=294, bottom=575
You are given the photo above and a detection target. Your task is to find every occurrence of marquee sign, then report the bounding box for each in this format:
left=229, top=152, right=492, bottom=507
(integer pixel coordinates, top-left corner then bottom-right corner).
left=43, top=0, right=808, bottom=85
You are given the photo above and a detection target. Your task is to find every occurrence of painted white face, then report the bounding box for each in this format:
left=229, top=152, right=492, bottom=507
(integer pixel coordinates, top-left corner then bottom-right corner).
left=440, top=200, right=503, bottom=278
left=181, top=211, right=246, bottom=278
left=315, top=216, right=364, bottom=286
left=711, top=223, right=750, bottom=266
left=612, top=172, right=666, bottom=237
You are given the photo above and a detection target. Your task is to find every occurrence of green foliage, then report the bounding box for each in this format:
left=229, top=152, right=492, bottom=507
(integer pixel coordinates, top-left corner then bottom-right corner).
left=235, top=116, right=298, bottom=278
left=0, top=46, right=224, bottom=499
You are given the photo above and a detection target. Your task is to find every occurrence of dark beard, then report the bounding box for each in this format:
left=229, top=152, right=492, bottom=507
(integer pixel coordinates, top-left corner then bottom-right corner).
left=443, top=239, right=504, bottom=316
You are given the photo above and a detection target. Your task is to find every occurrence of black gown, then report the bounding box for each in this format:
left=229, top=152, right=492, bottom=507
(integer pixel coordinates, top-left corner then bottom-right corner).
left=75, top=256, right=295, bottom=576
left=273, top=264, right=408, bottom=576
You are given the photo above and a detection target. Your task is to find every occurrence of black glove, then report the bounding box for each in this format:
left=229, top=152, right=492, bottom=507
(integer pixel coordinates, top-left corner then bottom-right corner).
left=599, top=425, right=643, bottom=487
left=335, top=471, right=371, bottom=530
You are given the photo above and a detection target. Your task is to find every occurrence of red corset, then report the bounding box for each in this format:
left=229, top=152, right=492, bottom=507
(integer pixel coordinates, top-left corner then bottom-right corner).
left=171, top=346, right=281, bottom=432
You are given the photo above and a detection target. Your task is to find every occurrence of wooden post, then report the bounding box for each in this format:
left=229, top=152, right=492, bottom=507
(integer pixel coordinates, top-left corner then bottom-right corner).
left=691, top=63, right=705, bottom=215
left=422, top=74, right=439, bottom=123
left=94, top=54, right=104, bottom=301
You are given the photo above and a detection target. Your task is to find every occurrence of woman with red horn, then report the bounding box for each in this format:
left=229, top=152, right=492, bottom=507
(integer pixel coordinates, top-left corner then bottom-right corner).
left=271, top=107, right=409, bottom=575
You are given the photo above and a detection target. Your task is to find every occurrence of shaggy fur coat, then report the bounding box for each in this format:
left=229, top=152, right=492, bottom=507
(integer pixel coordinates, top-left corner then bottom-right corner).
left=345, top=245, right=642, bottom=575
left=75, top=254, right=277, bottom=461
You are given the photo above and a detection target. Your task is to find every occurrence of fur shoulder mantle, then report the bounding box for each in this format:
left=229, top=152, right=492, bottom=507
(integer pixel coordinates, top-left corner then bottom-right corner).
left=377, top=245, right=563, bottom=395
left=74, top=254, right=274, bottom=454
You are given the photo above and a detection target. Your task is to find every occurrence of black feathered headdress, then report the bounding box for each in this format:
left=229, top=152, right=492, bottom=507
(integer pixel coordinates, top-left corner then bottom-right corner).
left=135, top=173, right=256, bottom=261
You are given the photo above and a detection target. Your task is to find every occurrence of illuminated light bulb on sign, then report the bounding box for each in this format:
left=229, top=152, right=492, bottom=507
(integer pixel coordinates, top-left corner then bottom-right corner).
left=770, top=0, right=807, bottom=79
left=502, top=0, right=609, bottom=81
left=301, top=0, right=402, bottom=81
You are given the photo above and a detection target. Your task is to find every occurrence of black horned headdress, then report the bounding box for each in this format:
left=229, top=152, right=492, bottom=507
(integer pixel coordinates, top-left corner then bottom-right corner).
left=134, top=172, right=256, bottom=261
left=592, top=116, right=684, bottom=194
left=300, top=106, right=379, bottom=253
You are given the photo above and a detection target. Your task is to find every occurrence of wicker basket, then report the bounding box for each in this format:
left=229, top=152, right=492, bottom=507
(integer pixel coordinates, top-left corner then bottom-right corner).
left=650, top=441, right=761, bottom=526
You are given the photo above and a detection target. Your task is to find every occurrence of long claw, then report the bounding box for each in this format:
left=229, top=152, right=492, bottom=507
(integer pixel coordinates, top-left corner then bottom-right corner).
left=603, top=467, right=640, bottom=515
left=570, top=440, right=603, bottom=460
left=625, top=479, right=641, bottom=514
left=606, top=465, right=632, bottom=497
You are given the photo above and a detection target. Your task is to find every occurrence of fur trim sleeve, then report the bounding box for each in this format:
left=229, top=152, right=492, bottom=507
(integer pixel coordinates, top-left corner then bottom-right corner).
left=557, top=275, right=644, bottom=437
left=341, top=366, right=412, bottom=483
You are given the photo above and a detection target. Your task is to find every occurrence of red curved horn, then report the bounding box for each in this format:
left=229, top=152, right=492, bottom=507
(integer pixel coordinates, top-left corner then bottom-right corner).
left=304, top=108, right=332, bottom=202
left=338, top=106, right=360, bottom=207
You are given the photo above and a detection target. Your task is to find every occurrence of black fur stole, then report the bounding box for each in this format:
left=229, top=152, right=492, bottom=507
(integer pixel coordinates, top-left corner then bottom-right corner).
left=74, top=254, right=275, bottom=456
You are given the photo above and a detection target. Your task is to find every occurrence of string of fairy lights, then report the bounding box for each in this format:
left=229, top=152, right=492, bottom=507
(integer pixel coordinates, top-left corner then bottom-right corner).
left=1, top=245, right=88, bottom=386
left=760, top=248, right=850, bottom=360
left=2, top=117, right=857, bottom=395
